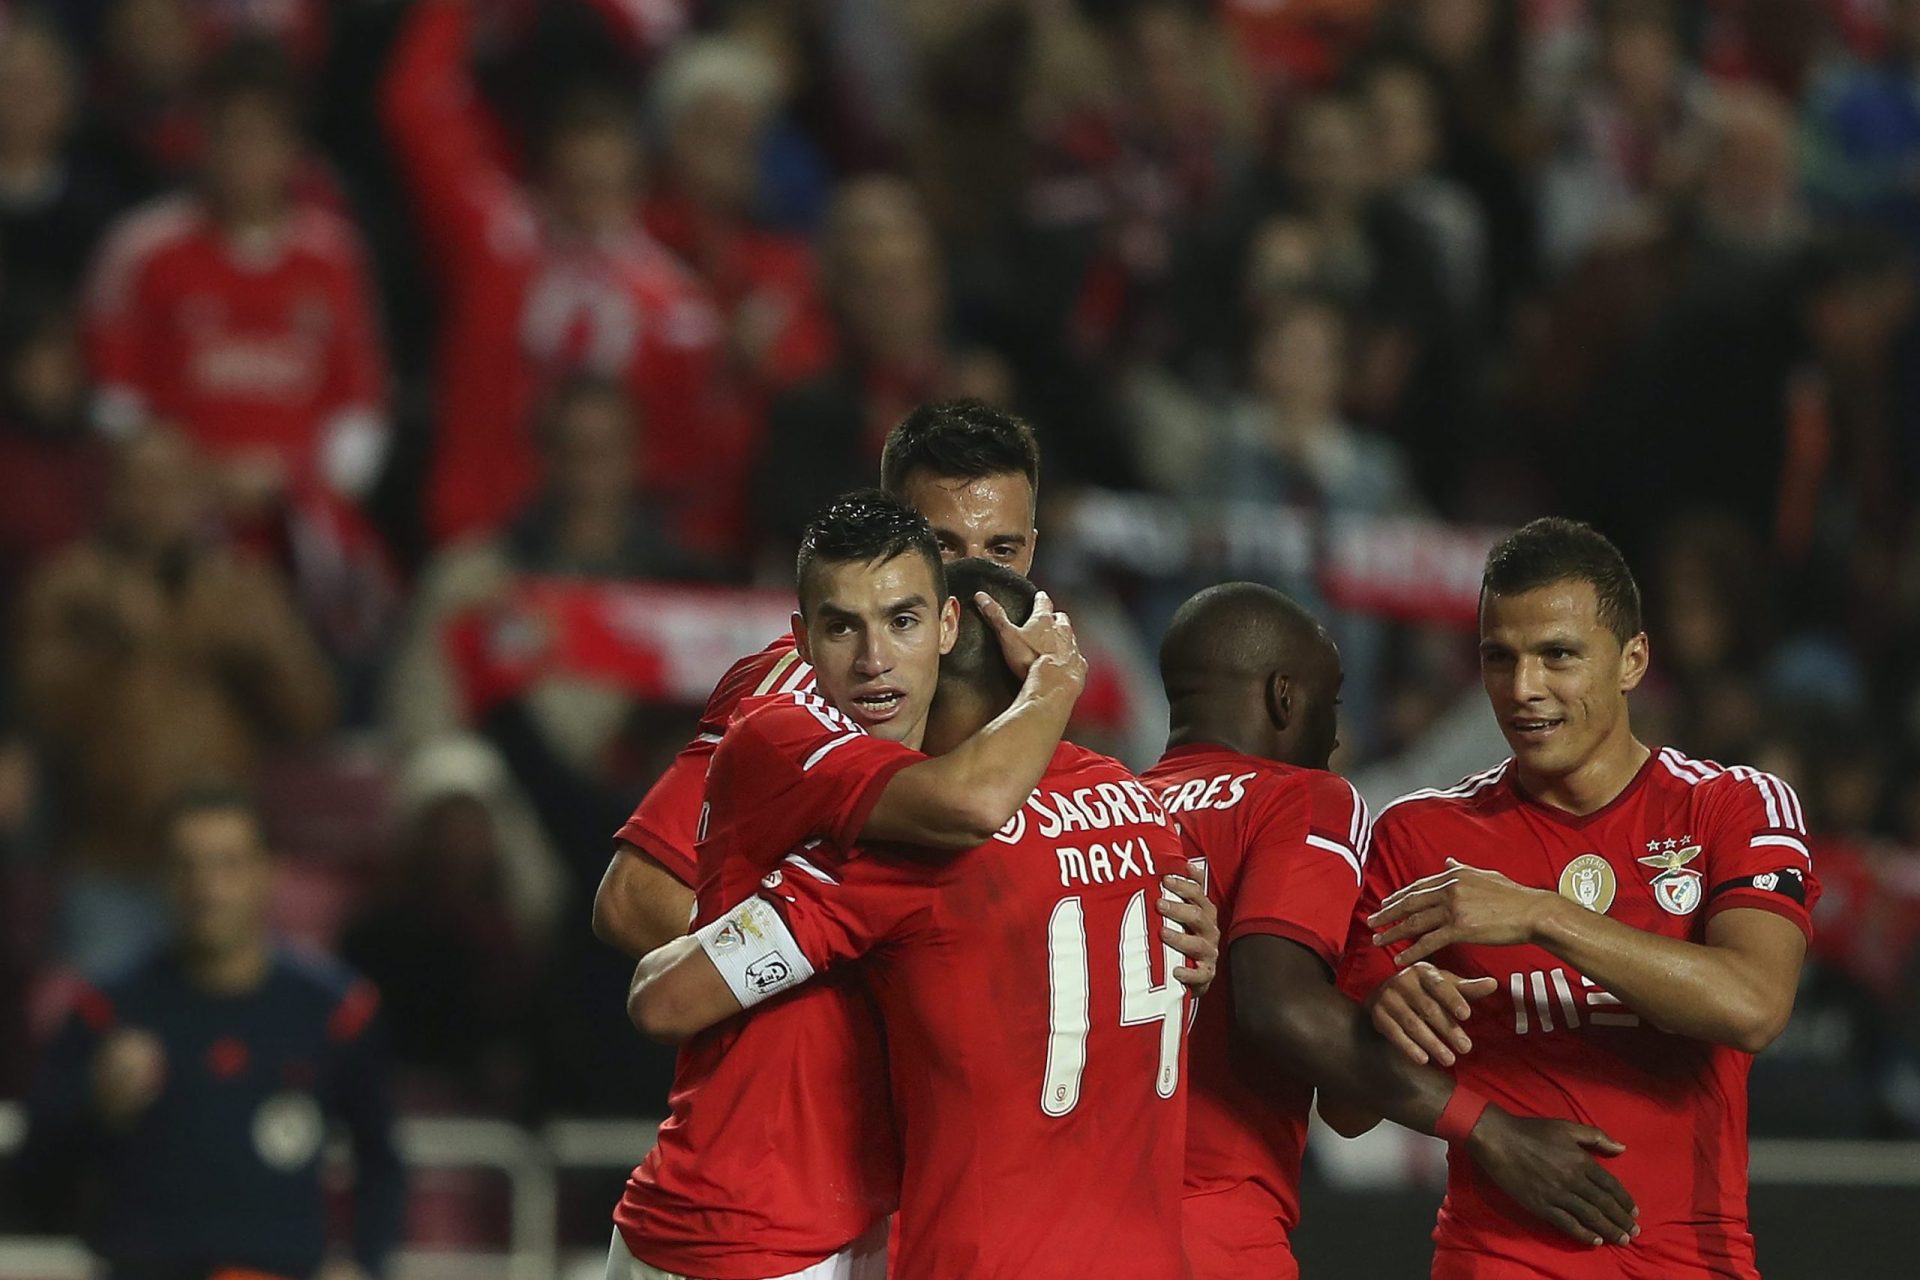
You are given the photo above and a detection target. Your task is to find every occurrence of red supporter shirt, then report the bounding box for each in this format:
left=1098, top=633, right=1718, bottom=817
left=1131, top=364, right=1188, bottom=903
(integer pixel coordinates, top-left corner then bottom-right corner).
left=1141, top=745, right=1371, bottom=1280
left=1338, top=748, right=1821, bottom=1280
left=698, top=743, right=1192, bottom=1279
left=615, top=633, right=814, bottom=886
left=613, top=690, right=916, bottom=1278
left=383, top=0, right=729, bottom=546
left=85, top=195, right=387, bottom=489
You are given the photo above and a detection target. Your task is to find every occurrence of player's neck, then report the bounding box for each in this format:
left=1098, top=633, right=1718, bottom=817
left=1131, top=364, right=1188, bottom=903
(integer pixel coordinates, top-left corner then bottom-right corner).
left=1517, top=733, right=1652, bottom=816
left=1165, top=722, right=1265, bottom=761
left=923, top=690, right=1002, bottom=755
left=179, top=935, right=273, bottom=996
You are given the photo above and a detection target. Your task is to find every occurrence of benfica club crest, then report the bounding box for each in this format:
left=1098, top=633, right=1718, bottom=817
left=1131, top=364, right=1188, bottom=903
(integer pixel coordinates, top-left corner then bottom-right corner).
left=1639, top=840, right=1704, bottom=916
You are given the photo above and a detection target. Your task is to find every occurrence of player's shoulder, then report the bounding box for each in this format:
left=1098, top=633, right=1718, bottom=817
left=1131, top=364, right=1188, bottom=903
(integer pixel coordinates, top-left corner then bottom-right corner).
left=89, top=194, right=207, bottom=296
left=1373, top=760, right=1514, bottom=833
left=1653, top=746, right=1807, bottom=829
left=723, top=686, right=860, bottom=752
left=699, top=633, right=810, bottom=730
left=1050, top=740, right=1138, bottom=787
left=275, top=946, right=384, bottom=1035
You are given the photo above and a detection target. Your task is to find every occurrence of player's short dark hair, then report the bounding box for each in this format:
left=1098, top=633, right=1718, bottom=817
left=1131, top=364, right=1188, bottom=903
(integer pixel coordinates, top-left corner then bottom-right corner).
left=1481, top=517, right=1644, bottom=642
left=796, top=489, right=946, bottom=616
left=160, top=782, right=269, bottom=856
left=941, top=558, right=1039, bottom=705
left=200, top=36, right=304, bottom=127
left=879, top=400, right=1040, bottom=503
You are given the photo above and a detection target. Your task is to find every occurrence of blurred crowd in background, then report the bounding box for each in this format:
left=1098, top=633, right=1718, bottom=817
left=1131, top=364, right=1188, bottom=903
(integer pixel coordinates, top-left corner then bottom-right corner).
left=1, top=0, right=1919, bottom=1156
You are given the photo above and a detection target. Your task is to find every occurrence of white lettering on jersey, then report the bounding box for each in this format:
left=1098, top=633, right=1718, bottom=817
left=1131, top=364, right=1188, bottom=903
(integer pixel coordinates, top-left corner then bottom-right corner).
left=1158, top=772, right=1257, bottom=814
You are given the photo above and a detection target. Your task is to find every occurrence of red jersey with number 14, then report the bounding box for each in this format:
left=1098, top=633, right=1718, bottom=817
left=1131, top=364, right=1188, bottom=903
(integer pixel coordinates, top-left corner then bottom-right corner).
left=615, top=634, right=814, bottom=884
left=1338, top=749, right=1821, bottom=1280
left=613, top=690, right=914, bottom=1278
left=1142, top=745, right=1371, bottom=1280
left=710, top=743, right=1192, bottom=1278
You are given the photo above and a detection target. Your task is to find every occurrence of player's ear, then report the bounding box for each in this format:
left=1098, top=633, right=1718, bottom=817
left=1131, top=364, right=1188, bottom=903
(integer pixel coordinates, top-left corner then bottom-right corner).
left=938, top=595, right=960, bottom=656
left=1619, top=631, right=1649, bottom=693
left=1266, top=672, right=1292, bottom=731
left=791, top=611, right=811, bottom=665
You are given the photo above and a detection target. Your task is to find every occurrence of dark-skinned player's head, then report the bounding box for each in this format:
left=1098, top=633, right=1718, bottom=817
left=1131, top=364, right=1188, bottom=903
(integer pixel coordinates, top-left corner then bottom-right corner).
left=162, top=782, right=273, bottom=962
left=880, top=399, right=1039, bottom=575
left=794, top=490, right=958, bottom=747
left=1478, top=518, right=1648, bottom=780
left=927, top=558, right=1041, bottom=747
left=1160, top=582, right=1342, bottom=770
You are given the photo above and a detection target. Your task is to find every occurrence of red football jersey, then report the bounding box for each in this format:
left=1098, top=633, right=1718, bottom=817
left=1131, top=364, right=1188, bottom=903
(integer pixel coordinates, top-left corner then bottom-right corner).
left=613, top=690, right=917, bottom=1278
left=383, top=0, right=730, bottom=546
left=615, top=633, right=814, bottom=885
left=85, top=194, right=387, bottom=491
left=697, top=743, right=1192, bottom=1278
left=1338, top=748, right=1820, bottom=1279
left=1142, top=745, right=1371, bottom=1280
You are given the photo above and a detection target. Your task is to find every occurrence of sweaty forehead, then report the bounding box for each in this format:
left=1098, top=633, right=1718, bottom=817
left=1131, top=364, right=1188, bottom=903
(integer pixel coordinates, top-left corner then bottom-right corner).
left=1479, top=580, right=1606, bottom=640
left=901, top=470, right=1035, bottom=532
left=804, top=551, right=941, bottom=615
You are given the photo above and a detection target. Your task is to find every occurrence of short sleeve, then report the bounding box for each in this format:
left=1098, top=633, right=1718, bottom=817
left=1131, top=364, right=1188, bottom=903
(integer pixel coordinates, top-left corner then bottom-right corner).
left=1230, top=775, right=1369, bottom=970
left=693, top=853, right=923, bottom=1009
left=616, top=740, right=712, bottom=887
left=1698, top=768, right=1821, bottom=937
left=1335, top=814, right=1406, bottom=1003
left=703, top=695, right=923, bottom=876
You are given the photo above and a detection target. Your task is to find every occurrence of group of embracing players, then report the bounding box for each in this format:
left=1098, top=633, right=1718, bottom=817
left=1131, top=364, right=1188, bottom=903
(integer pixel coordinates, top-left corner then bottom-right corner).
left=584, top=400, right=1820, bottom=1280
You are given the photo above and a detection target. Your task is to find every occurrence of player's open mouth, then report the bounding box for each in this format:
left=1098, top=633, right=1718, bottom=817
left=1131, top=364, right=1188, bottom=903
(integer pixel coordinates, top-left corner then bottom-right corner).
left=851, top=690, right=906, bottom=721
left=1510, top=717, right=1564, bottom=740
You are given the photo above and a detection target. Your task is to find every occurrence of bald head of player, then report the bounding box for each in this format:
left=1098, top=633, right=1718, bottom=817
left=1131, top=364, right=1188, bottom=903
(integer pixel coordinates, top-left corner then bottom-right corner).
left=1160, top=583, right=1343, bottom=771
left=921, top=558, right=1039, bottom=752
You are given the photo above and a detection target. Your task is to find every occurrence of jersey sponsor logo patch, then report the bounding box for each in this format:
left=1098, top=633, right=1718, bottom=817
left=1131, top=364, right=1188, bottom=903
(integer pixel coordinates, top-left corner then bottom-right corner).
left=1558, top=853, right=1617, bottom=914
left=252, top=1091, right=324, bottom=1172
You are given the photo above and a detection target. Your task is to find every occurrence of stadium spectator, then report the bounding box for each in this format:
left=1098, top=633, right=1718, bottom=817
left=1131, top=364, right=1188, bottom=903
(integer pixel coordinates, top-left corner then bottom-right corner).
left=381, top=0, right=729, bottom=552
left=643, top=35, right=835, bottom=401
left=14, top=783, right=402, bottom=1280
left=0, top=295, right=106, bottom=610
left=17, top=428, right=335, bottom=974
left=0, top=17, right=124, bottom=297
left=1804, top=0, right=1920, bottom=255
left=749, top=177, right=1013, bottom=559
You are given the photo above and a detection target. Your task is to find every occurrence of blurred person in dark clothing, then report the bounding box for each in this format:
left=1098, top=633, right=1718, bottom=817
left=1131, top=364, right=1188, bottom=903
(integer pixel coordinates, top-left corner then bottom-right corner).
left=0, top=294, right=108, bottom=608
left=749, top=177, right=1013, bottom=559
left=15, top=784, right=402, bottom=1280
left=340, top=781, right=534, bottom=1114
left=0, top=16, right=125, bottom=297
left=17, top=428, right=336, bottom=974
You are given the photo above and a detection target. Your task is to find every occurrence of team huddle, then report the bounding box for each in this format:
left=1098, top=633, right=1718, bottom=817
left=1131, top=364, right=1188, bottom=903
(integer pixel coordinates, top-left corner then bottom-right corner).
left=588, top=402, right=1819, bottom=1280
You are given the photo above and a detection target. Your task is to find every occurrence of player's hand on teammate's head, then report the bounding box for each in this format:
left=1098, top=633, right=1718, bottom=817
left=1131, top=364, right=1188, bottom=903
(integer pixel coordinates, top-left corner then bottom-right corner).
left=976, top=589, right=1086, bottom=693
left=1158, top=874, right=1218, bottom=996
left=1368, top=859, right=1555, bottom=966
left=91, top=1028, right=166, bottom=1129
left=1466, top=1108, right=1638, bottom=1248
left=1366, top=962, right=1498, bottom=1067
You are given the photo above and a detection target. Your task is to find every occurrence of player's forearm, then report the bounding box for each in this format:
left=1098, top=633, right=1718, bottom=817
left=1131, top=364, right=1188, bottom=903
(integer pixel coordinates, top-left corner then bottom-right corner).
left=865, top=657, right=1078, bottom=848
left=593, top=845, right=695, bottom=959
left=1531, top=898, right=1788, bottom=1051
left=627, top=936, right=743, bottom=1043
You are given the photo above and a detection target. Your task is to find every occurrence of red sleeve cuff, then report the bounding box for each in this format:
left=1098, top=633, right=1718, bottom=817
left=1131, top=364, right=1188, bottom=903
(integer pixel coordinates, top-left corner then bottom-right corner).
left=829, top=752, right=921, bottom=852
left=1704, top=891, right=1813, bottom=939
left=1228, top=916, right=1342, bottom=971
left=614, top=824, right=697, bottom=888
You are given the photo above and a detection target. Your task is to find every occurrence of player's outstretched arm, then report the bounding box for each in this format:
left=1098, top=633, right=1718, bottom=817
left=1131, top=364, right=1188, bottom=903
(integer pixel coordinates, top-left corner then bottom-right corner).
left=1369, top=862, right=1807, bottom=1053
left=860, top=592, right=1088, bottom=849
left=594, top=843, right=697, bottom=959
left=1236, top=936, right=1639, bottom=1248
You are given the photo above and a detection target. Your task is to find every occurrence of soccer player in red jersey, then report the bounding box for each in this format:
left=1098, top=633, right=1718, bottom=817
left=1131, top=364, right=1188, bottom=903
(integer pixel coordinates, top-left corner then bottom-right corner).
left=607, top=495, right=1141, bottom=1280
left=1346, top=518, right=1819, bottom=1278
left=1142, top=583, right=1641, bottom=1280
left=591, top=400, right=1041, bottom=958
left=629, top=559, right=1211, bottom=1279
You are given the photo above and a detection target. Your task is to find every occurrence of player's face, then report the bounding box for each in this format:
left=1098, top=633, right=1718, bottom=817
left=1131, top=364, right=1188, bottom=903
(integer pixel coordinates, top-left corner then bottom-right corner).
left=796, top=552, right=960, bottom=746
left=897, top=469, right=1037, bottom=576
left=167, top=810, right=273, bottom=957
left=1479, top=579, right=1648, bottom=778
left=1296, top=632, right=1345, bottom=771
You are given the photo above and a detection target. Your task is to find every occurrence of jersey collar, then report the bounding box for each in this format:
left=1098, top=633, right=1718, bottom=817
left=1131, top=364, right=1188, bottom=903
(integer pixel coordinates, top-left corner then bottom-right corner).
left=1505, top=750, right=1658, bottom=829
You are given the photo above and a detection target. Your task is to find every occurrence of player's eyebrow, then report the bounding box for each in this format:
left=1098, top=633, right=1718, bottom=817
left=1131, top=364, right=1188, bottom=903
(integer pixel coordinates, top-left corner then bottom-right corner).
left=882, top=594, right=931, bottom=616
